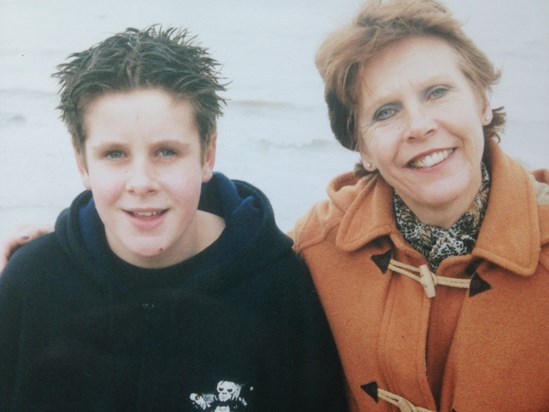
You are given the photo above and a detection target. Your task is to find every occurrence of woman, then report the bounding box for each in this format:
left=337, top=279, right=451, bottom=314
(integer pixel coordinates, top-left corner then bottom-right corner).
left=292, top=0, right=549, bottom=411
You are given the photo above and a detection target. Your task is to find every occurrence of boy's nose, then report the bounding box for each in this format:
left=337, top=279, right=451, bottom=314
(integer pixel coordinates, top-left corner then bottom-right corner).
left=125, top=162, right=158, bottom=194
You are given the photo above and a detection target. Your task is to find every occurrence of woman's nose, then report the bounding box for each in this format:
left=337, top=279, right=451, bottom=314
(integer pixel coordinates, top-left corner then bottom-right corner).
left=404, top=103, right=437, bottom=141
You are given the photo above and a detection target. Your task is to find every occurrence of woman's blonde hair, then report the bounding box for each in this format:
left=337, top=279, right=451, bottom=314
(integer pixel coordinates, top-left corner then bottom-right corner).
left=316, top=0, right=505, bottom=175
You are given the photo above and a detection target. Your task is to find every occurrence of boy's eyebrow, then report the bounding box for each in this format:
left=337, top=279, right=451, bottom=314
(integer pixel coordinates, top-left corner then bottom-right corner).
left=150, top=140, right=195, bottom=154
left=88, top=142, right=126, bottom=153
left=88, top=139, right=194, bottom=152
left=152, top=139, right=192, bottom=148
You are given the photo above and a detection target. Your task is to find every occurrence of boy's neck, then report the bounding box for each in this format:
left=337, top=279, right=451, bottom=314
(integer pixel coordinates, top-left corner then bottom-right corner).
left=106, top=211, right=225, bottom=269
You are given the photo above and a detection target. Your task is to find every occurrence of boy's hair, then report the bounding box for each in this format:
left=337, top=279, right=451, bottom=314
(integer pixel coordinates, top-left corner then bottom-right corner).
left=316, top=0, right=505, bottom=175
left=54, top=26, right=227, bottom=156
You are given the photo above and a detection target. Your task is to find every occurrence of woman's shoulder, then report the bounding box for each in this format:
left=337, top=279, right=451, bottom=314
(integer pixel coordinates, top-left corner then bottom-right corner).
left=524, top=168, right=549, bottom=273
left=528, top=169, right=549, bottom=247
left=531, top=169, right=549, bottom=206
left=534, top=171, right=549, bottom=268
left=292, top=173, right=350, bottom=248
left=292, top=171, right=379, bottom=251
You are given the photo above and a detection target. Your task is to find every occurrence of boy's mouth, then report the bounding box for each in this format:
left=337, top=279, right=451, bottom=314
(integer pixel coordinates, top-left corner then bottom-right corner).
left=125, top=209, right=168, bottom=218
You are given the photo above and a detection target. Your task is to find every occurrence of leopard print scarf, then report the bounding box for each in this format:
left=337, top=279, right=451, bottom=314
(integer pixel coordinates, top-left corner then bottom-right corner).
left=394, top=163, right=490, bottom=271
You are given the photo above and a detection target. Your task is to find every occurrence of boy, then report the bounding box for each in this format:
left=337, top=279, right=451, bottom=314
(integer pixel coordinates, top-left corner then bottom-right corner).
left=0, top=26, right=346, bottom=411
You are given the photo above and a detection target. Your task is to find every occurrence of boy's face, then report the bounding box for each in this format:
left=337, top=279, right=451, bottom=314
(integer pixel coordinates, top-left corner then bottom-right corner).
left=76, top=88, right=216, bottom=268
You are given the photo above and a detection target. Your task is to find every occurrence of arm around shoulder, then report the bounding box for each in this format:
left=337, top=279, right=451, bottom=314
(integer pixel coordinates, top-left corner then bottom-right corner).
left=0, top=224, right=53, bottom=273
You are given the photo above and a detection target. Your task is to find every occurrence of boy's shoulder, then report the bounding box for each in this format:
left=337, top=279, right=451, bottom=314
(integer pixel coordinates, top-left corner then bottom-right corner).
left=2, top=232, right=69, bottom=286
left=11, top=231, right=61, bottom=260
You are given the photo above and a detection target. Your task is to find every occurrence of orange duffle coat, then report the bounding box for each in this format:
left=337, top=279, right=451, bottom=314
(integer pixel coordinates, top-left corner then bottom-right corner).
left=293, top=141, right=549, bottom=412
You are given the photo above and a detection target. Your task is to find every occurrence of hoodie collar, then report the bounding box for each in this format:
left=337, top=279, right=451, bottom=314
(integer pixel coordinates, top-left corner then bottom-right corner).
left=56, top=173, right=292, bottom=287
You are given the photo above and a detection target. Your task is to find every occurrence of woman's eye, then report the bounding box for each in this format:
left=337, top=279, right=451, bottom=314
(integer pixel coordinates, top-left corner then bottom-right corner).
left=428, top=86, right=449, bottom=100
left=373, top=105, right=397, bottom=121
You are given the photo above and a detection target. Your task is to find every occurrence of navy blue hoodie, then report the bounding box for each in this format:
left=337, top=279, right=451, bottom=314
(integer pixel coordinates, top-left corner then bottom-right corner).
left=0, top=173, right=347, bottom=411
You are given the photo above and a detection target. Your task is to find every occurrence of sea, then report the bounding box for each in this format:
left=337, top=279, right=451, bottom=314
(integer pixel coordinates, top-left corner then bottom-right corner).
left=0, top=0, right=547, bottom=235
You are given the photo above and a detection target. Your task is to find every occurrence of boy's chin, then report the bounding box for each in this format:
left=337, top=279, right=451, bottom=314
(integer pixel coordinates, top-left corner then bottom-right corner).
left=116, top=242, right=174, bottom=268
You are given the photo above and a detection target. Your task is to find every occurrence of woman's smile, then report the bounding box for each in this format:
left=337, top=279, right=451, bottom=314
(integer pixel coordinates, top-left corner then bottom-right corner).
left=408, top=148, right=454, bottom=169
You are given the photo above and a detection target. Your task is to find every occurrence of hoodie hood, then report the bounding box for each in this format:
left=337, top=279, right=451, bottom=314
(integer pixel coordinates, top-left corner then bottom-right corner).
left=55, top=172, right=293, bottom=291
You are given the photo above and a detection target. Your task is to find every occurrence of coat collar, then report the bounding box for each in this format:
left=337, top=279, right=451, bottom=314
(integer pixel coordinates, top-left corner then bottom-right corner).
left=334, top=141, right=543, bottom=276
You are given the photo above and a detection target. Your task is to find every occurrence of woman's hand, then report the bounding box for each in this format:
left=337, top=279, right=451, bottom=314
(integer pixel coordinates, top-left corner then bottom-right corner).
left=0, top=224, right=53, bottom=272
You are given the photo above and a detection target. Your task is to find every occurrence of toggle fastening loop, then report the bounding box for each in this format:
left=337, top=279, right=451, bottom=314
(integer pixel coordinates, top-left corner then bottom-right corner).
left=388, top=259, right=471, bottom=298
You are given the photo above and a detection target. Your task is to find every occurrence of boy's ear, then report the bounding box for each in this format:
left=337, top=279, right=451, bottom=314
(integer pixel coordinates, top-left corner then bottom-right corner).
left=74, top=148, right=91, bottom=190
left=202, top=133, right=217, bottom=183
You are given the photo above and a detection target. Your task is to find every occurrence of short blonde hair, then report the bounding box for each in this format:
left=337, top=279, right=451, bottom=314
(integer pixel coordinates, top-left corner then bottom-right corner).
left=316, top=0, right=505, bottom=175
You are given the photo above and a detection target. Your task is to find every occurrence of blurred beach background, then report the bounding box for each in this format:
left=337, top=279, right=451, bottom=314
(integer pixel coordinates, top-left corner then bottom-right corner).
left=0, top=0, right=547, bottom=235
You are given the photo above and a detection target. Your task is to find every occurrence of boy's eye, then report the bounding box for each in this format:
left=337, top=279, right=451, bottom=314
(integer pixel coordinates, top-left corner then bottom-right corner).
left=157, top=148, right=177, bottom=157
left=105, top=150, right=125, bottom=159
left=373, top=104, right=398, bottom=122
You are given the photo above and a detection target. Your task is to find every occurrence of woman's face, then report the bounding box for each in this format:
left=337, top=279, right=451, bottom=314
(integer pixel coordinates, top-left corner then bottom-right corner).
left=357, top=36, right=492, bottom=228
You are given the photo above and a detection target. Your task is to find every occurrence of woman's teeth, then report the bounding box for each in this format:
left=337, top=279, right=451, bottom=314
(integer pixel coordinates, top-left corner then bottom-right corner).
left=410, top=149, right=453, bottom=168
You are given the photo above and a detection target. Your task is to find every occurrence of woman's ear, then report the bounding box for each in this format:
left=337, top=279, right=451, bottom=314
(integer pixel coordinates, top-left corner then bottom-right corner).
left=481, top=104, right=493, bottom=126
left=360, top=156, right=376, bottom=172
left=358, top=139, right=376, bottom=172
left=479, top=92, right=493, bottom=126
left=202, top=133, right=217, bottom=182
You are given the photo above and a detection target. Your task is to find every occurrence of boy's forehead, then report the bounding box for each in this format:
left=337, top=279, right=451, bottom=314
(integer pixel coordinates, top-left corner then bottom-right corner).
left=85, top=88, right=191, bottom=110
left=83, top=89, right=197, bottom=125
left=82, top=89, right=200, bottom=145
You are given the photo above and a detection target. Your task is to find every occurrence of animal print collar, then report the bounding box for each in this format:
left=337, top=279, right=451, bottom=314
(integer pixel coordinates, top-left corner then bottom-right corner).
left=394, top=163, right=490, bottom=271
